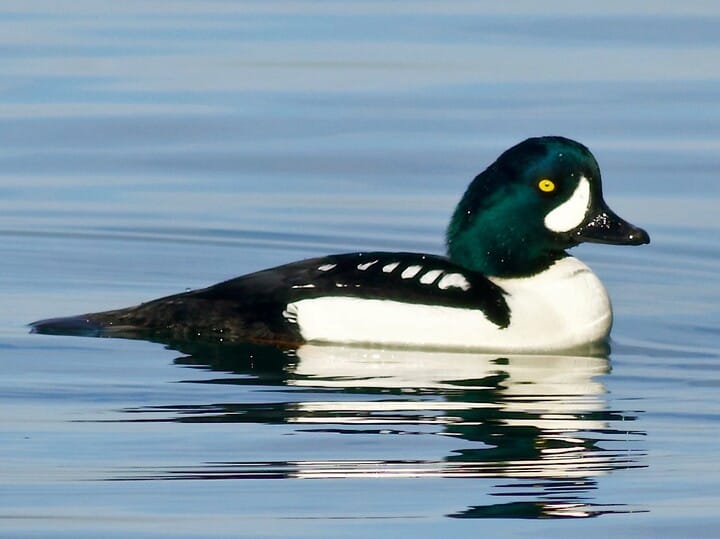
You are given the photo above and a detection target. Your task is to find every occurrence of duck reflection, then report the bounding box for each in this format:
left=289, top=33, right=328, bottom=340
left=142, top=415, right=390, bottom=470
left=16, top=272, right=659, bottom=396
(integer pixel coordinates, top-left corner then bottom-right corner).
left=125, top=339, right=645, bottom=519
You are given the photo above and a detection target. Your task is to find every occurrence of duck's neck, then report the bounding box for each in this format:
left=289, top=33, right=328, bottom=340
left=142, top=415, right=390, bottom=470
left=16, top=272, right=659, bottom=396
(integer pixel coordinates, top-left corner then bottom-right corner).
left=446, top=212, right=565, bottom=278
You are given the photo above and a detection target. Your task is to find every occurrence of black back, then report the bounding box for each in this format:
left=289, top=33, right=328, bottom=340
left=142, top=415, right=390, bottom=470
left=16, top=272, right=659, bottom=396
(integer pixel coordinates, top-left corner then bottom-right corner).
left=32, top=252, right=510, bottom=344
left=191, top=252, right=510, bottom=328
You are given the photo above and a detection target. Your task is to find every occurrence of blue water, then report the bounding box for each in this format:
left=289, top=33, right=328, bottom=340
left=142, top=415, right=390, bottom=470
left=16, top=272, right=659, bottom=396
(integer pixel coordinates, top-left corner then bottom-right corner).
left=2, top=2, right=720, bottom=537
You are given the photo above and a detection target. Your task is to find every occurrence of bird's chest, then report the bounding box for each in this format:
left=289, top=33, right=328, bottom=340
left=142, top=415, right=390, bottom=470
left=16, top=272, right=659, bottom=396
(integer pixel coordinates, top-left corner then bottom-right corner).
left=489, top=257, right=612, bottom=350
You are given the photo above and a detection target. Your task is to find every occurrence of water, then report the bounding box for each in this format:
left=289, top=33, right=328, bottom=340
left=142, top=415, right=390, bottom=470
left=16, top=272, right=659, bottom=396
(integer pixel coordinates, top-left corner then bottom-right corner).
left=2, top=2, right=720, bottom=537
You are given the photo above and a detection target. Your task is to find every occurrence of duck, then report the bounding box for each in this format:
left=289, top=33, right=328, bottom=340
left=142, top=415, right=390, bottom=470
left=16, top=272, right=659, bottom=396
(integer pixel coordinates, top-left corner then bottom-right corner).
left=30, top=136, right=649, bottom=352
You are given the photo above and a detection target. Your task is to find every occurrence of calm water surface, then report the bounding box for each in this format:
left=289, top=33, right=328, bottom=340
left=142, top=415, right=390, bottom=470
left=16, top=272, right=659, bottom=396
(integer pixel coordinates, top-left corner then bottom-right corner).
left=2, top=2, right=720, bottom=538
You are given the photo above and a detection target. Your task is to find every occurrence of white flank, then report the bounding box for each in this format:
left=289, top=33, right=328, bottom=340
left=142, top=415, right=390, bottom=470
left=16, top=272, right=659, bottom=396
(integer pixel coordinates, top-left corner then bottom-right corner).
left=437, top=273, right=471, bottom=291
left=285, top=257, right=612, bottom=352
left=419, top=269, right=444, bottom=284
left=544, top=176, right=591, bottom=233
left=382, top=262, right=400, bottom=273
left=401, top=265, right=423, bottom=279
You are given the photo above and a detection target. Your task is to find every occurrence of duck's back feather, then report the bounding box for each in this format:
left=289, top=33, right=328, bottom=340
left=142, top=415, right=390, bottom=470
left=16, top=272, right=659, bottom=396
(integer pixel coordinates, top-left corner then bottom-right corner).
left=30, top=252, right=509, bottom=344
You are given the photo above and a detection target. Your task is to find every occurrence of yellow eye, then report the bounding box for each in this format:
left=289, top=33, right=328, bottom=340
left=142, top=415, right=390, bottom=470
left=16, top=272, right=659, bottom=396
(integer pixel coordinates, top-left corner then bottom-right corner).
left=537, top=178, right=556, bottom=193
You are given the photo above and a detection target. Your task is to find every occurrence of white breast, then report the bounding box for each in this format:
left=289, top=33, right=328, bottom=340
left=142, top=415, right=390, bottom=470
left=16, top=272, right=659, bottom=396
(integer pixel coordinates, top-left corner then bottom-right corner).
left=284, top=257, right=612, bottom=352
left=489, top=256, right=613, bottom=351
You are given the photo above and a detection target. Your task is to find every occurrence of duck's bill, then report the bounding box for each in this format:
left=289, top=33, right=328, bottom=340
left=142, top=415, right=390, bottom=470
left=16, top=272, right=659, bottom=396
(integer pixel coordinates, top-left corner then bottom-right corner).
left=572, top=207, right=650, bottom=246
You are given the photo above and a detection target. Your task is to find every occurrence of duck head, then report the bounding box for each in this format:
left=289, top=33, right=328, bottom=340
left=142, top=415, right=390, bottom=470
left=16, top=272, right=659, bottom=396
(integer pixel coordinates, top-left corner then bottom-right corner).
left=446, top=136, right=650, bottom=277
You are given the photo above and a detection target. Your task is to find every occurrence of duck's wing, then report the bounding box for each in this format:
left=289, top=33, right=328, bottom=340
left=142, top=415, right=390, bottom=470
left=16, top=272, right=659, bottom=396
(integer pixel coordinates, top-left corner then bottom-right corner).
left=30, top=252, right=509, bottom=343
left=193, top=252, right=510, bottom=328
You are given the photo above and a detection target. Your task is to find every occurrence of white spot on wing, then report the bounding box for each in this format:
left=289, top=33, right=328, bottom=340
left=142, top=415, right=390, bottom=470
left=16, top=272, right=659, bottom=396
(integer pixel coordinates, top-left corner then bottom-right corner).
left=357, top=260, right=378, bottom=271
left=544, top=176, right=591, bottom=233
left=382, top=262, right=399, bottom=273
left=438, top=273, right=471, bottom=291
left=318, top=263, right=336, bottom=272
left=401, top=265, right=422, bottom=279
left=291, top=284, right=316, bottom=289
left=419, top=269, right=444, bottom=284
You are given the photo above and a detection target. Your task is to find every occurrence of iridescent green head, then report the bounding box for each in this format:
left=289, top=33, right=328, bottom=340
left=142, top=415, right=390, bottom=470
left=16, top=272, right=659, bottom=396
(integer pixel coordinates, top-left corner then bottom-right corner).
left=446, top=136, right=649, bottom=277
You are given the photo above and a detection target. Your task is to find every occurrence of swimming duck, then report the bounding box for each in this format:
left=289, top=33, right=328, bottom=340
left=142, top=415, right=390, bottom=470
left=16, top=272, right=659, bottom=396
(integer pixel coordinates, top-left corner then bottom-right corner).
left=31, top=136, right=649, bottom=351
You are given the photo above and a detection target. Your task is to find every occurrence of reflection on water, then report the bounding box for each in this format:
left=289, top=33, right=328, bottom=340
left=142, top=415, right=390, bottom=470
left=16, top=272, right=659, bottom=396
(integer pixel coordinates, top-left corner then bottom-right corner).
left=114, top=340, right=645, bottom=519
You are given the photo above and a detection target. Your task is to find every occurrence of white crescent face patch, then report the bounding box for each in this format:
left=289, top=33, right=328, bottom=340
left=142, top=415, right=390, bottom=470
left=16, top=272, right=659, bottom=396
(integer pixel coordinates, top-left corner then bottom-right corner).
left=544, top=176, right=591, bottom=233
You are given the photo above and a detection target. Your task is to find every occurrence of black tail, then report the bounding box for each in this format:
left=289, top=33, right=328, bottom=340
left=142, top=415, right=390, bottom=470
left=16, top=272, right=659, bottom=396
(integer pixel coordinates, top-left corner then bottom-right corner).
left=30, top=315, right=106, bottom=337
